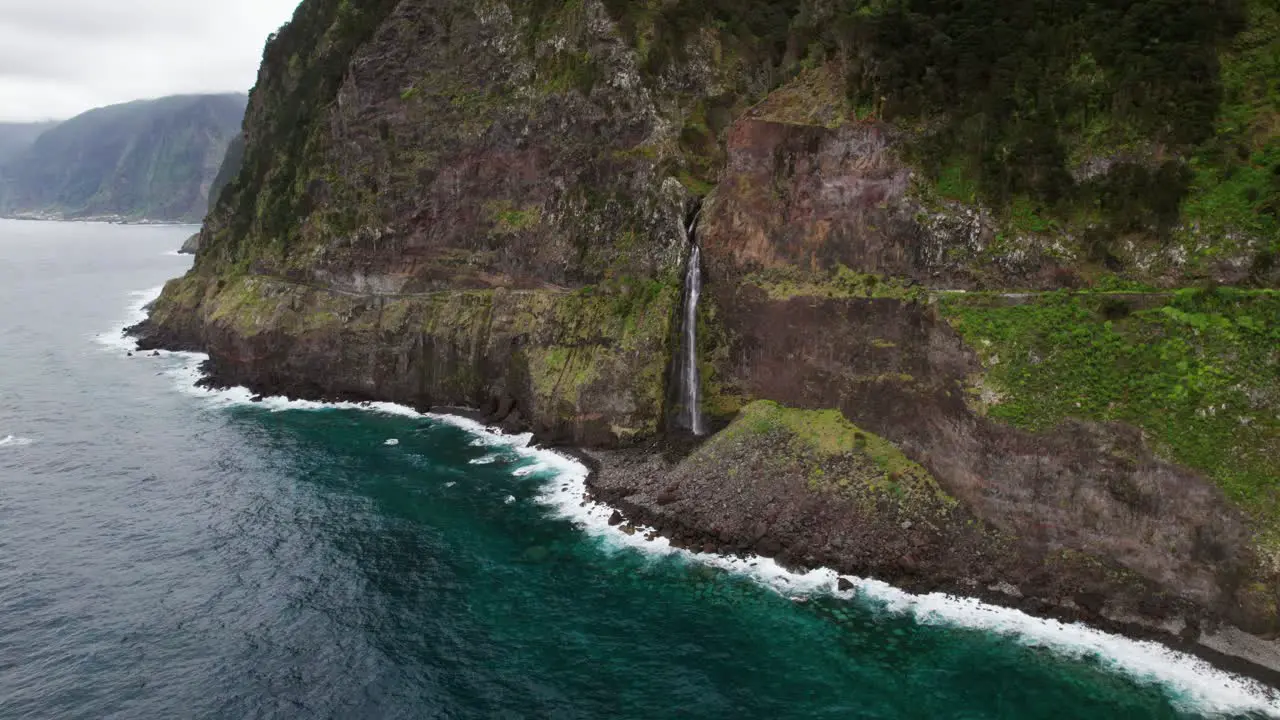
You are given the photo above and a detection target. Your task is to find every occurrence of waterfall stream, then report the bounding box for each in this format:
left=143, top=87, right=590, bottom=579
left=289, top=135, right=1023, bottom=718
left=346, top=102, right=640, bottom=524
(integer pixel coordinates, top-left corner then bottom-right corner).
left=679, top=217, right=706, bottom=436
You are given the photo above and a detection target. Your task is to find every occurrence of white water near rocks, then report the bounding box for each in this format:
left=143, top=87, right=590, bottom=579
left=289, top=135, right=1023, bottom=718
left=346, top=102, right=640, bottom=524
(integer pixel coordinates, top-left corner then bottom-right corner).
left=679, top=239, right=706, bottom=436
left=97, top=285, right=1280, bottom=718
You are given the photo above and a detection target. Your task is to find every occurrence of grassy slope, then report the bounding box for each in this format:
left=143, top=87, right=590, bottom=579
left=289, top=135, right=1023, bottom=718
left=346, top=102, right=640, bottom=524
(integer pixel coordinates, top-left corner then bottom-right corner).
left=1182, top=0, right=1280, bottom=247
left=700, top=400, right=956, bottom=510
left=939, top=289, right=1280, bottom=550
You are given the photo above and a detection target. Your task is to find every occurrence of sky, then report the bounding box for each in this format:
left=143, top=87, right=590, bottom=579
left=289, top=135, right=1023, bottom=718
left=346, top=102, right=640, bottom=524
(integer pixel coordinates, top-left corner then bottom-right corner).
left=0, top=0, right=302, bottom=122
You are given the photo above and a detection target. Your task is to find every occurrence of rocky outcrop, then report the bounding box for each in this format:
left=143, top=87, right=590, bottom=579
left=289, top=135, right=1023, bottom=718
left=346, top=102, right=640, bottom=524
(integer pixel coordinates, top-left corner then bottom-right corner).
left=178, top=233, right=201, bottom=255
left=700, top=64, right=1274, bottom=291
left=690, top=284, right=1272, bottom=628
left=587, top=401, right=1280, bottom=685
left=685, top=74, right=1279, bottom=644
left=683, top=108, right=1279, bottom=662
left=199, top=0, right=715, bottom=289
left=140, top=0, right=711, bottom=443
left=699, top=113, right=1052, bottom=288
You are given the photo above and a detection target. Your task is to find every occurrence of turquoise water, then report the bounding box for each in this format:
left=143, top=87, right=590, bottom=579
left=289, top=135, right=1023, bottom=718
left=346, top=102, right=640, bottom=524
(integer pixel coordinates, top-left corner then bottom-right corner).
left=0, top=218, right=1275, bottom=718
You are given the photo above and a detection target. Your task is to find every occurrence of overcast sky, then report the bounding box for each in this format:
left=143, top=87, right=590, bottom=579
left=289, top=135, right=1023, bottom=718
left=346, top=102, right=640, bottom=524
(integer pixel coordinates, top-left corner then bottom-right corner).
left=0, top=0, right=302, bottom=122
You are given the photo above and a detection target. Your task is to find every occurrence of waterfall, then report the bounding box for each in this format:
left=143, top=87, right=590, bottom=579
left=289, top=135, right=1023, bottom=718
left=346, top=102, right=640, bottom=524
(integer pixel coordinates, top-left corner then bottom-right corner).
left=678, top=216, right=706, bottom=436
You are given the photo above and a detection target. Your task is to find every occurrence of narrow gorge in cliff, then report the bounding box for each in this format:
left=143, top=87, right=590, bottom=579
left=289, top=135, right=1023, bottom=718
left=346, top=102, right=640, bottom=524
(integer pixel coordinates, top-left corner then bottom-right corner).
left=130, top=0, right=1280, bottom=691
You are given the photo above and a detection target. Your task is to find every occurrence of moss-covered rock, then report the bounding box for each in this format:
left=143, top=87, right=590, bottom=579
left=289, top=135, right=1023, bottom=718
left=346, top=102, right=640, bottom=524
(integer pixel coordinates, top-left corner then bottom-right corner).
left=138, top=273, right=678, bottom=446
left=700, top=400, right=956, bottom=512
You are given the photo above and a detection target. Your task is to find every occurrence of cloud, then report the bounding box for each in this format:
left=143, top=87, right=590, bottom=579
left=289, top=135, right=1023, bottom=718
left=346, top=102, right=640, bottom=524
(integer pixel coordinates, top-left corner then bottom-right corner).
left=0, top=0, right=302, bottom=121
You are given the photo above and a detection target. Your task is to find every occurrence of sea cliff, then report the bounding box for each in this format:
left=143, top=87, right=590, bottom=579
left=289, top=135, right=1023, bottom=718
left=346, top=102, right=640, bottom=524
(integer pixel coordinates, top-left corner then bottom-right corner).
left=134, top=0, right=1280, bottom=680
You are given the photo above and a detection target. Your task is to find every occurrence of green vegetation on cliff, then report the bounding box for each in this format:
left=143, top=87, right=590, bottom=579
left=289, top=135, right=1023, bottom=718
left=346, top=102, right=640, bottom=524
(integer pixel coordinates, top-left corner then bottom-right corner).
left=598, top=0, right=1278, bottom=274
left=148, top=271, right=678, bottom=443
left=1183, top=0, right=1280, bottom=245
left=525, top=279, right=679, bottom=438
left=940, top=289, right=1280, bottom=530
left=703, top=400, right=954, bottom=509
left=844, top=0, right=1274, bottom=259
left=0, top=95, right=246, bottom=222
left=744, top=265, right=928, bottom=302
left=212, top=0, right=400, bottom=266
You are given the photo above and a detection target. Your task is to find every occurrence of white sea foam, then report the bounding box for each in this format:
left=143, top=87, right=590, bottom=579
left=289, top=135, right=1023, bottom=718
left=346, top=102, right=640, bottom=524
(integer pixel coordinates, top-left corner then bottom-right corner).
left=512, top=464, right=550, bottom=477
left=100, top=288, right=1280, bottom=717
left=0, top=435, right=34, bottom=447
left=385, top=439, right=400, bottom=447
left=94, top=285, right=167, bottom=352
left=532, top=464, right=1280, bottom=717
left=470, top=455, right=499, bottom=465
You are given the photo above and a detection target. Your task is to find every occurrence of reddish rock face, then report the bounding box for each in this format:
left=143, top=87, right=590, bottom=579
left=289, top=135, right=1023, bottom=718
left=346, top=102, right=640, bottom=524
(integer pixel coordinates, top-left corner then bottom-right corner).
left=702, top=119, right=921, bottom=278
left=200, top=0, right=700, bottom=294
left=698, top=112, right=1114, bottom=290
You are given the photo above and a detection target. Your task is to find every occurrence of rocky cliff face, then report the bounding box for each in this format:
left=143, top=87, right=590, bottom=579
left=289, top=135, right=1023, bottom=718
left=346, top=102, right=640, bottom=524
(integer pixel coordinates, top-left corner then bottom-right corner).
left=0, top=95, right=246, bottom=222
left=137, top=0, right=1280, bottom=677
left=141, top=272, right=675, bottom=445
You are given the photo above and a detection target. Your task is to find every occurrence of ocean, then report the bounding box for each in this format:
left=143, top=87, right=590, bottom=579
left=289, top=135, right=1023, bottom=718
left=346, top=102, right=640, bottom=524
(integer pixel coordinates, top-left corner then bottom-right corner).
left=0, top=218, right=1275, bottom=719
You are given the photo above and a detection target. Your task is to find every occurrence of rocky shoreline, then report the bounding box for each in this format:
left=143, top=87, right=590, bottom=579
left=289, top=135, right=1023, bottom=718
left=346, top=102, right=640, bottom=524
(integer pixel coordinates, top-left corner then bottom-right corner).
left=181, top=367, right=1280, bottom=689
left=126, top=304, right=1280, bottom=692
left=579, top=439, right=1280, bottom=692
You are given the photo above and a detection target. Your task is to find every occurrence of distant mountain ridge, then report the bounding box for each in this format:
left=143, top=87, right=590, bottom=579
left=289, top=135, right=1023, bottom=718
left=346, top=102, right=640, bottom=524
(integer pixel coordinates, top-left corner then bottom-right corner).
left=0, top=94, right=247, bottom=222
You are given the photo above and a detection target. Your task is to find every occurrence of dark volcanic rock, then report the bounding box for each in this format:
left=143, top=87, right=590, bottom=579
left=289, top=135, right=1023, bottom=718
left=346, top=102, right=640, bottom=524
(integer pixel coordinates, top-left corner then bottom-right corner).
left=499, top=409, right=526, bottom=435
left=494, top=395, right=516, bottom=422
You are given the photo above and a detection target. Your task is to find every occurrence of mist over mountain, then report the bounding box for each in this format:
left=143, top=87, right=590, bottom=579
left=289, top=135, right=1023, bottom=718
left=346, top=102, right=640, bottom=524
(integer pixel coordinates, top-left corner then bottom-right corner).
left=0, top=122, right=59, bottom=165
left=0, top=94, right=246, bottom=222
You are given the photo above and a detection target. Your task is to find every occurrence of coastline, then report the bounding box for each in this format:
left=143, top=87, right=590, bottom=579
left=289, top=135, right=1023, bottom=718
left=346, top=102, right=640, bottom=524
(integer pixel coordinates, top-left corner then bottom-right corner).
left=0, top=213, right=198, bottom=226
left=582, top=441, right=1280, bottom=692
left=115, top=291, right=1280, bottom=710
left=225, top=389, right=1280, bottom=707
